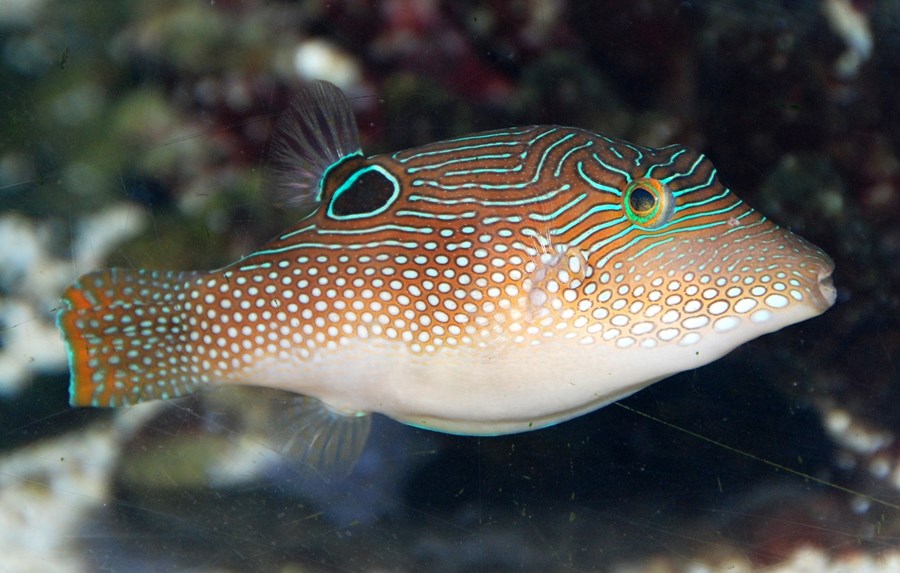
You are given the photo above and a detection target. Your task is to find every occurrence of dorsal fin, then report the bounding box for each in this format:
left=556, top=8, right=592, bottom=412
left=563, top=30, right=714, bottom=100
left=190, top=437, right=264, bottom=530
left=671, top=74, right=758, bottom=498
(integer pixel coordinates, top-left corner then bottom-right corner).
left=270, top=81, right=363, bottom=209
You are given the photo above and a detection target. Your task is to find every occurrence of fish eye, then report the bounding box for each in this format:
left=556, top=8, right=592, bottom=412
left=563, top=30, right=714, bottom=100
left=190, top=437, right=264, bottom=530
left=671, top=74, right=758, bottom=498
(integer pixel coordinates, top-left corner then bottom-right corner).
left=629, top=187, right=656, bottom=215
left=623, top=178, right=672, bottom=229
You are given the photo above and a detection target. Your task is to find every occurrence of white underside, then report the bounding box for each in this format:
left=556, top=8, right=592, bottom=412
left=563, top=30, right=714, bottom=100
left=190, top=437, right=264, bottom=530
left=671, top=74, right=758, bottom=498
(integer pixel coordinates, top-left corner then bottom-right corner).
left=235, top=303, right=820, bottom=435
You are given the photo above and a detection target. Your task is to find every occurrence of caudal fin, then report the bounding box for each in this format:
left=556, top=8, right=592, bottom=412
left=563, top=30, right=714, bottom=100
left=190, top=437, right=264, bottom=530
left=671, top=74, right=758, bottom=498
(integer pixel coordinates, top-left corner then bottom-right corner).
left=57, top=268, right=205, bottom=407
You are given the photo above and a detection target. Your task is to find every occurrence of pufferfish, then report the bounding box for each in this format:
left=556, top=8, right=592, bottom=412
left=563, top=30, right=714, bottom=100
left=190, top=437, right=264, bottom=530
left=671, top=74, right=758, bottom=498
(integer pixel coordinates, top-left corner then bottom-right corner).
left=58, top=81, right=836, bottom=475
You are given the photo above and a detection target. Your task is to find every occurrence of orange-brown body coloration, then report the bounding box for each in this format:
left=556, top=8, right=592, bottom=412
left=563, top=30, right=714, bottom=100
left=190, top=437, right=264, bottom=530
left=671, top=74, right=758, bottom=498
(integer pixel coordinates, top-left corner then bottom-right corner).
left=58, top=82, right=835, bottom=471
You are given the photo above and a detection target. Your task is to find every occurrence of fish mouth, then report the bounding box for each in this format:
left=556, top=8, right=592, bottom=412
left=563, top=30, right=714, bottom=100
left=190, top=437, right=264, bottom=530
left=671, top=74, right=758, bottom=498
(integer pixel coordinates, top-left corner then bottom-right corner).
left=816, top=267, right=837, bottom=311
left=790, top=232, right=836, bottom=313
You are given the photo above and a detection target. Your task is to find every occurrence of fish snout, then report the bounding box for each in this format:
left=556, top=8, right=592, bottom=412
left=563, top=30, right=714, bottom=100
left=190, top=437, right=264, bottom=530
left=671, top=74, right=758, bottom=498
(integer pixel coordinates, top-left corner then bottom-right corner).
left=788, top=232, right=836, bottom=314
left=743, top=225, right=836, bottom=318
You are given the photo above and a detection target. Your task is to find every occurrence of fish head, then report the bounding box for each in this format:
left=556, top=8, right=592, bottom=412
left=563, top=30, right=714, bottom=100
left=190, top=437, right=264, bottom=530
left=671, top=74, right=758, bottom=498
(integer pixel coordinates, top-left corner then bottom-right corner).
left=570, top=138, right=836, bottom=362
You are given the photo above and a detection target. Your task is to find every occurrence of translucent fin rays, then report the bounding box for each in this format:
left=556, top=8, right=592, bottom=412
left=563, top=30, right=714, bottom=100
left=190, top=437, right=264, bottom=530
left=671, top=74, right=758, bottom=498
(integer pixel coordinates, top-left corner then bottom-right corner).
left=270, top=395, right=372, bottom=481
left=269, top=81, right=362, bottom=209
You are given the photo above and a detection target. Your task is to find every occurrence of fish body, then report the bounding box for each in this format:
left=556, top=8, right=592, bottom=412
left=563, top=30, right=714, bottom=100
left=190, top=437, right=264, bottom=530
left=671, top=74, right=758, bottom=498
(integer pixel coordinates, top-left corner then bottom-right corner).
left=58, top=82, right=835, bottom=471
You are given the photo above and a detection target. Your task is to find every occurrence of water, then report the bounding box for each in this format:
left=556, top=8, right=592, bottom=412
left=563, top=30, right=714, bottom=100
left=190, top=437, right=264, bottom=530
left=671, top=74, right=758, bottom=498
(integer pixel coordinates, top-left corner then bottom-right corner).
left=1, top=1, right=898, bottom=571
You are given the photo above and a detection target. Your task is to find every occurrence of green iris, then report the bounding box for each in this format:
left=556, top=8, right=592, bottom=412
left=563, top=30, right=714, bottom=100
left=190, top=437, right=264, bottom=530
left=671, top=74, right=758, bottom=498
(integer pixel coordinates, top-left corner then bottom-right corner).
left=623, top=179, right=671, bottom=228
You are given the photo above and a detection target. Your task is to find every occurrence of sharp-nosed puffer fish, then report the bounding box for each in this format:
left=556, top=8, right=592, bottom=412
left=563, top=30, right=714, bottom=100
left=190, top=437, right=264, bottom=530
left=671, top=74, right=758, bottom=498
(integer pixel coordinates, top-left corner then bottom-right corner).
left=58, top=81, right=836, bottom=475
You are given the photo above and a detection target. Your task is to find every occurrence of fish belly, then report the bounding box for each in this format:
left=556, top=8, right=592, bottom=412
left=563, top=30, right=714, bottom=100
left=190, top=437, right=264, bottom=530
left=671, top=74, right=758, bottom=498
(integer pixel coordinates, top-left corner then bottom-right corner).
left=237, top=336, right=739, bottom=435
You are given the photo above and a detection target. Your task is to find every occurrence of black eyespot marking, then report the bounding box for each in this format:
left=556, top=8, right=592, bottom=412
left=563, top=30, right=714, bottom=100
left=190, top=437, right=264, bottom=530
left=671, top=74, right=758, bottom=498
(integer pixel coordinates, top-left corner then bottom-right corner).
left=331, top=170, right=392, bottom=216
left=327, top=165, right=400, bottom=220
left=629, top=187, right=656, bottom=215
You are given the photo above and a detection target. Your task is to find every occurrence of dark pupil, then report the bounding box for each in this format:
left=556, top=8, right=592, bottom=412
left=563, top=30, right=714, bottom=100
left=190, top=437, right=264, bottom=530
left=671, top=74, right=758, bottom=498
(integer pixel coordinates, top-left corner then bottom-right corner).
left=629, top=187, right=656, bottom=214
left=331, top=170, right=395, bottom=216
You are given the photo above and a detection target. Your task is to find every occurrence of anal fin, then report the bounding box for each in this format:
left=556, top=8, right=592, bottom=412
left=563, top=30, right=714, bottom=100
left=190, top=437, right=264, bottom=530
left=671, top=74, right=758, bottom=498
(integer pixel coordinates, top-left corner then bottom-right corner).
left=270, top=395, right=372, bottom=482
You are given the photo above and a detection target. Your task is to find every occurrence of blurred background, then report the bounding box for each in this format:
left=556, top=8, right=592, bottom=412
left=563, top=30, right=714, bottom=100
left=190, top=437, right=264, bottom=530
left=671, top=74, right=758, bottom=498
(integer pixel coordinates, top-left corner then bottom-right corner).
left=1, top=1, right=898, bottom=571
